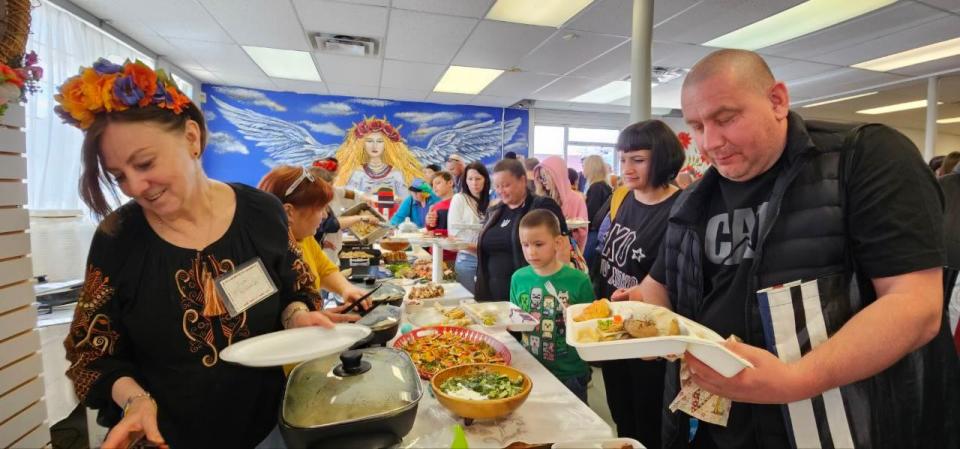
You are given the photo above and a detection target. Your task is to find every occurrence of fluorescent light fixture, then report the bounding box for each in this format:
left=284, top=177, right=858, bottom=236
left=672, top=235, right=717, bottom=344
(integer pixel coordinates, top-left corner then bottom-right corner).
left=856, top=99, right=942, bottom=115
left=571, top=80, right=631, bottom=104
left=852, top=37, right=960, bottom=72
left=486, top=0, right=593, bottom=27
left=937, top=116, right=960, bottom=124
left=704, top=0, right=895, bottom=50
left=242, top=46, right=321, bottom=81
left=433, top=66, right=504, bottom=95
left=801, top=92, right=878, bottom=108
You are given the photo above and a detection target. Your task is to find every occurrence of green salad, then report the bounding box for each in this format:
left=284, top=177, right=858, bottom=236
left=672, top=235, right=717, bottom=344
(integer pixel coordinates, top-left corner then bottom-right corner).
left=440, top=370, right=524, bottom=400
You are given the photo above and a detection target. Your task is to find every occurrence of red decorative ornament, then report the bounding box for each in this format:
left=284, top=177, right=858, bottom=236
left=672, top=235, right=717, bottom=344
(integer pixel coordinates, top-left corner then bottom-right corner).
left=677, top=131, right=692, bottom=150
left=353, top=117, right=402, bottom=142
left=312, top=159, right=338, bottom=172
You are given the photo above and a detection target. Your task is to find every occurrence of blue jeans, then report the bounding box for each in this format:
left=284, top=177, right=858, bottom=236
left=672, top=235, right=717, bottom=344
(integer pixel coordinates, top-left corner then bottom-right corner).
left=561, top=371, right=591, bottom=404
left=455, top=252, right=477, bottom=294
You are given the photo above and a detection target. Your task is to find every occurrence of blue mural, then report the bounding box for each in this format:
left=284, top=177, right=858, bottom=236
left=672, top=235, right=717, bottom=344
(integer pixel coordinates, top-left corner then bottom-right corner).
left=200, top=84, right=529, bottom=191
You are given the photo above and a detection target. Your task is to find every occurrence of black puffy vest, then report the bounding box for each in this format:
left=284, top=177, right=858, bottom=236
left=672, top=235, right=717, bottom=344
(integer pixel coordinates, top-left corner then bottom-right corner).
left=659, top=114, right=959, bottom=449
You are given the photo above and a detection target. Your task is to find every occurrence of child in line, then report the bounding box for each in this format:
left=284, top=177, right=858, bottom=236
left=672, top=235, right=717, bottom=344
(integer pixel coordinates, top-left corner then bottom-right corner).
left=510, top=209, right=595, bottom=403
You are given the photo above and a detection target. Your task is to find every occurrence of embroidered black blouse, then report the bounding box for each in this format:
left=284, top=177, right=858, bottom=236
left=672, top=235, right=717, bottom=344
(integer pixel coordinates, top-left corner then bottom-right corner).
left=64, top=183, right=319, bottom=448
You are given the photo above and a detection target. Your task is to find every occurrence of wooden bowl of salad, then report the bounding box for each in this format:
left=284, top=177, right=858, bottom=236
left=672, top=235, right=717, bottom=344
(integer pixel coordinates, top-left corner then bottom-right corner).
left=430, top=363, right=532, bottom=421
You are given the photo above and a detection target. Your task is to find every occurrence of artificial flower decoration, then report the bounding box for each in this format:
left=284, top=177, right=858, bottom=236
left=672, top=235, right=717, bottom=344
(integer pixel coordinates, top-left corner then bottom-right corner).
left=352, top=116, right=403, bottom=142
left=54, top=58, right=190, bottom=130
left=0, top=50, right=43, bottom=118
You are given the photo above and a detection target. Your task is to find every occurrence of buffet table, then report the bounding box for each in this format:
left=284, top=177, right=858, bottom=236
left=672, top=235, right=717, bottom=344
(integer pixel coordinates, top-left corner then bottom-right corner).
left=391, top=283, right=615, bottom=448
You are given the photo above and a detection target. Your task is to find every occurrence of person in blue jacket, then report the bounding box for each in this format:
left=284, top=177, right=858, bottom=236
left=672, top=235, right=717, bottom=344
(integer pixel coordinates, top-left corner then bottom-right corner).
left=390, top=178, right=439, bottom=228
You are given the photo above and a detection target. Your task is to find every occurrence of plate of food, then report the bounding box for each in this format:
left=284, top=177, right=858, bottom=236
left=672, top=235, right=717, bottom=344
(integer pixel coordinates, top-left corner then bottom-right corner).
left=394, top=326, right=511, bottom=379
left=431, top=364, right=532, bottom=421
left=462, top=302, right=540, bottom=332
left=406, top=302, right=475, bottom=328
left=341, top=203, right=391, bottom=243
left=390, top=259, right=456, bottom=282
left=566, top=299, right=752, bottom=378
left=408, top=283, right=445, bottom=300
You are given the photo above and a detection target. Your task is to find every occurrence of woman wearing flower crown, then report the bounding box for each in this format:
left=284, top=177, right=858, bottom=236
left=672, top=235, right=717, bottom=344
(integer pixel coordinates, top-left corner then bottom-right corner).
left=333, top=117, right=424, bottom=215
left=56, top=59, right=359, bottom=448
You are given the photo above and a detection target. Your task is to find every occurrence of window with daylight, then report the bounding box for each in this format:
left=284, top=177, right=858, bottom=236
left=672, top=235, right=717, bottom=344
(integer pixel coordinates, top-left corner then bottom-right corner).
left=25, top=0, right=153, bottom=214
left=533, top=125, right=618, bottom=173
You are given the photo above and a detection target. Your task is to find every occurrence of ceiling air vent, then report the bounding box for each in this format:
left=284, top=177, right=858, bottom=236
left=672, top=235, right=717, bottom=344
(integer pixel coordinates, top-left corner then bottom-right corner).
left=312, top=33, right=379, bottom=57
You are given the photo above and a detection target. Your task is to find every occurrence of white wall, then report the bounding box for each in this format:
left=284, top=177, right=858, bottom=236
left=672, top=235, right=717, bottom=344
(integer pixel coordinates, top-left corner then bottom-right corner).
left=893, top=127, right=960, bottom=157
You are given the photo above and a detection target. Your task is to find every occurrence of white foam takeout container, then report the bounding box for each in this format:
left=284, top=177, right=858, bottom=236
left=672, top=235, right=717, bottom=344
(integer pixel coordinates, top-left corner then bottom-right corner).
left=462, top=301, right=540, bottom=333
left=565, top=301, right=753, bottom=378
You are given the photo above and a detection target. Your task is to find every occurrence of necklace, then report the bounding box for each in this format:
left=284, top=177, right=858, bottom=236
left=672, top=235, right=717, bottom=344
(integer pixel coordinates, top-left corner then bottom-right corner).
left=363, top=163, right=392, bottom=179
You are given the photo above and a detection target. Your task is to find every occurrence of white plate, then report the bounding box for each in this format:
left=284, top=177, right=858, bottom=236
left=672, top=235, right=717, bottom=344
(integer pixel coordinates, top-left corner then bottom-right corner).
left=552, top=437, right=644, bottom=449
left=220, top=324, right=371, bottom=367
left=565, top=302, right=752, bottom=377
left=463, top=302, right=540, bottom=332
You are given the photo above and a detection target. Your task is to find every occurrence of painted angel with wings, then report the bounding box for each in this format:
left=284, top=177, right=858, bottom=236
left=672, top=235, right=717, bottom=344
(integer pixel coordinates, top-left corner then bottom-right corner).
left=211, top=96, right=521, bottom=210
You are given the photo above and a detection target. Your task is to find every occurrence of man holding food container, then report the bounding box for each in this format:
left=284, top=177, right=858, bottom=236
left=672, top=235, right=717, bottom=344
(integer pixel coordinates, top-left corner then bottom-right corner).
left=615, top=49, right=959, bottom=449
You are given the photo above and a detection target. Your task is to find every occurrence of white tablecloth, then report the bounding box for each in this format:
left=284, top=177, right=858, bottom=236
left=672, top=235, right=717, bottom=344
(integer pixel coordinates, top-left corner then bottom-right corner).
left=398, top=324, right=614, bottom=448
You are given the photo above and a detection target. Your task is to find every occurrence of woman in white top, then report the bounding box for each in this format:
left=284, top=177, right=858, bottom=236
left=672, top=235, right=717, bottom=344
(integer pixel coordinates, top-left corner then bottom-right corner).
left=447, top=162, right=491, bottom=294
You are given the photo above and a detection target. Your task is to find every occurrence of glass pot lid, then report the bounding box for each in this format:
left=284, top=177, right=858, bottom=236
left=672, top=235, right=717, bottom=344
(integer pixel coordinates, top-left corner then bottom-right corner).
left=282, top=347, right=423, bottom=428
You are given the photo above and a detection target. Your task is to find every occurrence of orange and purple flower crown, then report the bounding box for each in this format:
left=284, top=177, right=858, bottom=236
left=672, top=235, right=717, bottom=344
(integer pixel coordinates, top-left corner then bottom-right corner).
left=54, top=58, right=191, bottom=130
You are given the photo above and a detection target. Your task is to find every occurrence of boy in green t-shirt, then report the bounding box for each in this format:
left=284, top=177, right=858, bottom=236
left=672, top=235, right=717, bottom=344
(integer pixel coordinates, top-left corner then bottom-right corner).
left=510, top=209, right=595, bottom=403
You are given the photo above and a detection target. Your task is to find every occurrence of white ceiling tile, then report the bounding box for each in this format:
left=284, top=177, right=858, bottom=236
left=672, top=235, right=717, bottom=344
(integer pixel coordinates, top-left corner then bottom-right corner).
left=378, top=87, right=429, bottom=102
left=761, top=2, right=946, bottom=62
left=384, top=10, right=478, bottom=64
left=167, top=39, right=261, bottom=75
left=380, top=59, right=447, bottom=90
left=294, top=0, right=389, bottom=38
left=131, top=33, right=180, bottom=59
left=481, top=71, right=558, bottom=97
left=210, top=71, right=278, bottom=90
left=334, top=0, right=389, bottom=6
left=470, top=95, right=519, bottom=107
left=393, top=0, right=495, bottom=18
left=147, top=0, right=235, bottom=43
left=567, top=0, right=701, bottom=37
left=568, top=41, right=631, bottom=80
left=199, top=0, right=310, bottom=51
left=271, top=78, right=330, bottom=95
left=452, top=20, right=556, bottom=70
left=654, top=0, right=805, bottom=45
left=326, top=83, right=381, bottom=98
left=186, top=68, right=222, bottom=84
left=811, top=14, right=960, bottom=70
left=426, top=92, right=475, bottom=105
left=889, top=54, right=960, bottom=77
left=651, top=80, right=684, bottom=109
left=519, top=31, right=627, bottom=75
left=315, top=54, right=383, bottom=86
left=271, top=79, right=330, bottom=94
left=786, top=68, right=907, bottom=102
left=770, top=60, right=845, bottom=82
left=917, top=0, right=960, bottom=13
left=530, top=76, right=610, bottom=101
left=651, top=41, right=715, bottom=69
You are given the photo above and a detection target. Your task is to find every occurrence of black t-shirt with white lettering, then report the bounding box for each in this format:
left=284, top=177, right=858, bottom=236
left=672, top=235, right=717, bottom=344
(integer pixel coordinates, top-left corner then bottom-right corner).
left=697, top=157, right=786, bottom=449
left=596, top=190, right=680, bottom=300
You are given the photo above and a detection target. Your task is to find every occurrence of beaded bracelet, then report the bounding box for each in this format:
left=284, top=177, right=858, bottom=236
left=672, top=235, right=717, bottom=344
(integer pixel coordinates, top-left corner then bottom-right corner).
left=122, top=392, right=154, bottom=417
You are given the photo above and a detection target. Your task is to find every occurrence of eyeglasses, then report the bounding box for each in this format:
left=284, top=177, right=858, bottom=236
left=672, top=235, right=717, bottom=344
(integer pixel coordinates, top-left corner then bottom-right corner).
left=284, top=166, right=315, bottom=198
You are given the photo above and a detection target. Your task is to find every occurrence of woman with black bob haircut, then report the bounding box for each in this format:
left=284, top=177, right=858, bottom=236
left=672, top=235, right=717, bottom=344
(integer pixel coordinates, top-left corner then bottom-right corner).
left=594, top=119, right=684, bottom=448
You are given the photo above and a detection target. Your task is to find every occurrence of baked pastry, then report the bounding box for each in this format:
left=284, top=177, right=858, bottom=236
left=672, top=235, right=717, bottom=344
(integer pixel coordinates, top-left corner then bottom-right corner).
left=574, top=299, right=611, bottom=322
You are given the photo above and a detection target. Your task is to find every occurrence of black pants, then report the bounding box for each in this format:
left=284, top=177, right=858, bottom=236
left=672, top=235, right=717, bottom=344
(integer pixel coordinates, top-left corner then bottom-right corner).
left=601, top=358, right=666, bottom=449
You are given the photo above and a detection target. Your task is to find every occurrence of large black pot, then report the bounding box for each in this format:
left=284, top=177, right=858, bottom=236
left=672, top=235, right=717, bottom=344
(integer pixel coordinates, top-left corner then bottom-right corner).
left=279, top=348, right=423, bottom=449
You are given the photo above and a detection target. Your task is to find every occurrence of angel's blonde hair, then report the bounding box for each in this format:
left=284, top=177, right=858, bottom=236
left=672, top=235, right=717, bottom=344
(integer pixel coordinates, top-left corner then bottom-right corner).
left=333, top=120, right=424, bottom=187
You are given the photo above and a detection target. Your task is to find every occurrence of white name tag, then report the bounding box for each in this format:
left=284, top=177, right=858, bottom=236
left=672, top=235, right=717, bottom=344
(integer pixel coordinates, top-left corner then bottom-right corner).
left=215, top=258, right=278, bottom=318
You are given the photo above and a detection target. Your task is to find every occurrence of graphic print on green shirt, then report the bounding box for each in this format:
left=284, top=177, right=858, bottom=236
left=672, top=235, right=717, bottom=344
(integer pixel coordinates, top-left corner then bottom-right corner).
left=510, top=265, right=595, bottom=380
